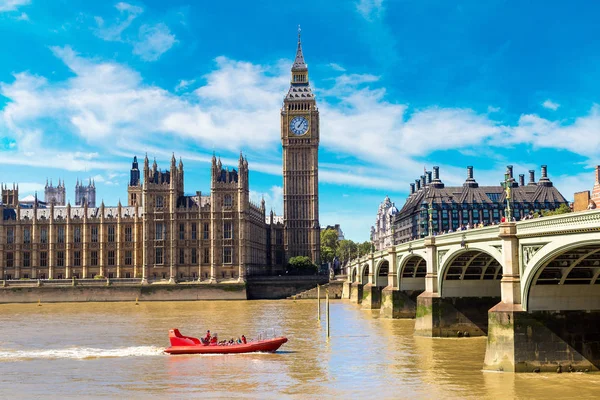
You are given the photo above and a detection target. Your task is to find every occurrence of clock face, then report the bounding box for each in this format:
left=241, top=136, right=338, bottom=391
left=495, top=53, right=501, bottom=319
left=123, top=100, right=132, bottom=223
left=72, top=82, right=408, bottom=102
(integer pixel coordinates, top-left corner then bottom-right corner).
left=289, top=116, right=309, bottom=136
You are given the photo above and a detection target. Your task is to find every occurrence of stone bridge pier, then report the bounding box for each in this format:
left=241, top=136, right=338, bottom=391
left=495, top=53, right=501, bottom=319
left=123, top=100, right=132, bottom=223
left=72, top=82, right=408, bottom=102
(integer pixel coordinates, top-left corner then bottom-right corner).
left=414, top=234, right=503, bottom=338
left=484, top=223, right=600, bottom=372
left=348, top=210, right=600, bottom=371
left=380, top=252, right=426, bottom=318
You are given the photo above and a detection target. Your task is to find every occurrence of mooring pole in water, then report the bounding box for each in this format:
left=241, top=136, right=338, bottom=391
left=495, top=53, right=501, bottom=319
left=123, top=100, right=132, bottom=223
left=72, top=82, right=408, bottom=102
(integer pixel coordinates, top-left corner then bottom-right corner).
left=326, top=288, right=330, bottom=339
left=38, top=298, right=41, bottom=307
left=135, top=297, right=139, bottom=306
left=317, top=284, right=321, bottom=321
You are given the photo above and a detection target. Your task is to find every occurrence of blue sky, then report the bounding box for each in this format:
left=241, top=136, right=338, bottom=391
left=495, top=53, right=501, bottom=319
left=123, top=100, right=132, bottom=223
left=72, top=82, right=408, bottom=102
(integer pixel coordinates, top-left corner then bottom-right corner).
left=1, top=0, right=600, bottom=242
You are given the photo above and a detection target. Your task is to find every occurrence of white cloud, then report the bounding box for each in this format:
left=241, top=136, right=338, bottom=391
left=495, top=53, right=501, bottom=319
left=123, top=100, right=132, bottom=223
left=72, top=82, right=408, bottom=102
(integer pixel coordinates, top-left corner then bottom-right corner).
left=250, top=185, right=283, bottom=214
left=175, top=79, right=196, bottom=92
left=355, top=0, right=384, bottom=21
left=542, top=99, right=560, bottom=111
left=132, top=23, right=177, bottom=61
left=93, top=3, right=175, bottom=62
left=93, top=2, right=143, bottom=42
left=3, top=47, right=600, bottom=195
left=487, top=105, right=500, bottom=113
left=0, top=0, right=29, bottom=12
left=328, top=63, right=346, bottom=72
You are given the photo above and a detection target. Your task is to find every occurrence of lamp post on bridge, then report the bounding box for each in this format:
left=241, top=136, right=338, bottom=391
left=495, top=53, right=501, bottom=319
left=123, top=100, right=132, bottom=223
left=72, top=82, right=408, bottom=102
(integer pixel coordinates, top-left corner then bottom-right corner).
left=501, top=172, right=512, bottom=222
left=427, top=200, right=434, bottom=237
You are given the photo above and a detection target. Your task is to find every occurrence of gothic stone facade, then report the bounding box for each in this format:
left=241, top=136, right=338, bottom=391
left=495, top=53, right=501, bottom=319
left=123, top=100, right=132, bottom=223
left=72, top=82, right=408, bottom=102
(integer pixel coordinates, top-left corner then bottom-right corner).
left=281, top=31, right=321, bottom=264
left=371, top=196, right=398, bottom=251
left=0, top=34, right=319, bottom=281
left=0, top=154, right=285, bottom=282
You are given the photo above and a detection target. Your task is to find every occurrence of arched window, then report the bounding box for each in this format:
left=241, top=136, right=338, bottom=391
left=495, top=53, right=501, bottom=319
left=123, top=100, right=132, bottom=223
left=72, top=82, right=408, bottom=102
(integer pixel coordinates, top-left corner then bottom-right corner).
left=224, top=195, right=232, bottom=208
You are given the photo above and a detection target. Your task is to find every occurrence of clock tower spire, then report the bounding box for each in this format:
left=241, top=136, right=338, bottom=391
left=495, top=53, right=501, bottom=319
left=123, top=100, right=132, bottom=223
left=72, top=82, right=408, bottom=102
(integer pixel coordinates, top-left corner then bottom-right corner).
left=281, top=27, right=320, bottom=265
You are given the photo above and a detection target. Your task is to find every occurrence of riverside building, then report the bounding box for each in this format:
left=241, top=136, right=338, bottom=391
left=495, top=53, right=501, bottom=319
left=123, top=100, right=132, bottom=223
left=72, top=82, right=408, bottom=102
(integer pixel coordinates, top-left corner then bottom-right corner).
left=0, top=154, right=285, bottom=282
left=0, top=31, right=321, bottom=282
left=393, top=165, right=568, bottom=242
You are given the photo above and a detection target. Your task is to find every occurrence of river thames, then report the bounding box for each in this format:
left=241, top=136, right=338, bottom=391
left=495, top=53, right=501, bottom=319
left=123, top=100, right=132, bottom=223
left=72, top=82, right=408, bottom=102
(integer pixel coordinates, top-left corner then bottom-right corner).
left=0, top=300, right=598, bottom=399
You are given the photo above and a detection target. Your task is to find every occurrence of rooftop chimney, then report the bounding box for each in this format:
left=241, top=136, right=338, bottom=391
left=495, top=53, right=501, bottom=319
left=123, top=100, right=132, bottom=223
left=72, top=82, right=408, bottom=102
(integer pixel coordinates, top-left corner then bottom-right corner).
left=519, top=174, right=525, bottom=187
left=420, top=175, right=426, bottom=189
left=431, top=166, right=445, bottom=188
left=538, top=165, right=552, bottom=187
left=415, top=179, right=421, bottom=191
left=464, top=166, right=478, bottom=188
left=596, top=165, right=600, bottom=184
left=426, top=171, right=432, bottom=184
left=528, top=170, right=536, bottom=185
left=410, top=183, right=415, bottom=195
left=433, top=166, right=440, bottom=180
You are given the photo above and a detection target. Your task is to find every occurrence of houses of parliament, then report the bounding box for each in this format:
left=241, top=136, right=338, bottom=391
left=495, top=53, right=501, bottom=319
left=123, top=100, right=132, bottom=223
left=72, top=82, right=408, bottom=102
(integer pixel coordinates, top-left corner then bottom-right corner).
left=0, top=33, right=321, bottom=282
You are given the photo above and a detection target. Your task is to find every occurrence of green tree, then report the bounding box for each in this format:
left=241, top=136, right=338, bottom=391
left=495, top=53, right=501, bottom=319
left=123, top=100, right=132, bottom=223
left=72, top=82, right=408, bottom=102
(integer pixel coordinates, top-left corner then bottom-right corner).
left=320, top=229, right=338, bottom=251
left=287, top=256, right=318, bottom=275
left=358, top=241, right=372, bottom=257
left=338, top=239, right=358, bottom=264
left=321, top=246, right=335, bottom=264
left=543, top=203, right=572, bottom=216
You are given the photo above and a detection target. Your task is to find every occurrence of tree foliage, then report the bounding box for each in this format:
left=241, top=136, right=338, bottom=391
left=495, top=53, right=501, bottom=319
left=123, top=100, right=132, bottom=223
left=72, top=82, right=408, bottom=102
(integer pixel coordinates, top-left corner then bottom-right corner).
left=542, top=204, right=572, bottom=216
left=319, top=228, right=373, bottom=267
left=287, top=256, right=318, bottom=275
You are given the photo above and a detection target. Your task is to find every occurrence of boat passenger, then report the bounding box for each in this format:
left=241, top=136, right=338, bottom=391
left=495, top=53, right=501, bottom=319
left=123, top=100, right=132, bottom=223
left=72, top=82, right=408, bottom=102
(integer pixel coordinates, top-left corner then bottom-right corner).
left=210, top=335, right=218, bottom=345
left=236, top=337, right=242, bottom=344
left=229, top=338, right=234, bottom=345
left=205, top=330, right=211, bottom=342
left=241, top=335, right=247, bottom=344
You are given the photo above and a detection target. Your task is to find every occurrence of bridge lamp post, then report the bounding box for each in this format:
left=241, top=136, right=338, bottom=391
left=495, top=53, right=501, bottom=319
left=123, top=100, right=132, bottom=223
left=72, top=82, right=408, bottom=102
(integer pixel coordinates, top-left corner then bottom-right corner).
left=428, top=201, right=434, bottom=237
left=501, top=172, right=512, bottom=222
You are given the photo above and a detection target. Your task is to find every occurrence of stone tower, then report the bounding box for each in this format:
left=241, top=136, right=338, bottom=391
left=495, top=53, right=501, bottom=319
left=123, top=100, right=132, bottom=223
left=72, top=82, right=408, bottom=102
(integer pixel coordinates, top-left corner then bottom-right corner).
left=44, top=179, right=66, bottom=206
left=1, top=183, right=18, bottom=207
left=75, top=178, right=96, bottom=208
left=281, top=28, right=320, bottom=264
left=128, top=156, right=143, bottom=206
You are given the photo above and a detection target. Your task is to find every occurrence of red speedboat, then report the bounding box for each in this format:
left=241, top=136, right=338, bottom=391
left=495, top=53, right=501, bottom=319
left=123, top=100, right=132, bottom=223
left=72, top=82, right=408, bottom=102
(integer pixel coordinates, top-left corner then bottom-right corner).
left=164, top=329, right=288, bottom=355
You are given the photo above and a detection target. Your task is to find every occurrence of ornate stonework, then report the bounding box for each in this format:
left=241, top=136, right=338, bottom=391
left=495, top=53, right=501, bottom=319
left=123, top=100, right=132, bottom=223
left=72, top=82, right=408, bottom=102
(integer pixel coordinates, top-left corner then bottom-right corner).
left=371, top=196, right=398, bottom=251
left=281, top=30, right=320, bottom=264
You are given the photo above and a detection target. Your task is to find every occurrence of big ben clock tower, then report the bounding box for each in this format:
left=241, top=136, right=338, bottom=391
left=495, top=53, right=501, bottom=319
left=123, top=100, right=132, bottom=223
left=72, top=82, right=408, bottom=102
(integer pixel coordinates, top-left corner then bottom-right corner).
left=281, top=28, right=320, bottom=265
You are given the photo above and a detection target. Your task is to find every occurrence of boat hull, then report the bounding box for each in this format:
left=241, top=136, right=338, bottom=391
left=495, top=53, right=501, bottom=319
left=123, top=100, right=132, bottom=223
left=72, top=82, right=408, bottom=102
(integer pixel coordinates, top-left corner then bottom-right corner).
left=165, top=337, right=288, bottom=355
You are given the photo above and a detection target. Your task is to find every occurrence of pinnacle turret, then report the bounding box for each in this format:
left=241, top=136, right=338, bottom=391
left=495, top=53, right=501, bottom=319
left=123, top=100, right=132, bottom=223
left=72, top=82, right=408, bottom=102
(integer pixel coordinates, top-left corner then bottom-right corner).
left=292, top=25, right=307, bottom=72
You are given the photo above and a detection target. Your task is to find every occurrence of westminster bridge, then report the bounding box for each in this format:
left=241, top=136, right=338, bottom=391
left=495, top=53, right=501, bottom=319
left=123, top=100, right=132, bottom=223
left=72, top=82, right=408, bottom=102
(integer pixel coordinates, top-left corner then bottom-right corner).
left=345, top=210, right=600, bottom=372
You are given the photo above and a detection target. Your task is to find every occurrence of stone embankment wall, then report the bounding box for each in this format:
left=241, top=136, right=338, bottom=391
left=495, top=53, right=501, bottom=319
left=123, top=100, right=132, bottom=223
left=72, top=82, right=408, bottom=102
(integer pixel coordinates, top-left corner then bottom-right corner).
left=287, top=281, right=343, bottom=300
left=246, top=276, right=330, bottom=300
left=0, top=283, right=247, bottom=303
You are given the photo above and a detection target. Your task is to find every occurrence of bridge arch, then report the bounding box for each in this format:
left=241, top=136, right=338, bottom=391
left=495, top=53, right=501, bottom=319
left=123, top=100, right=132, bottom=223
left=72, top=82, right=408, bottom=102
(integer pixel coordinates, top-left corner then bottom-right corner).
left=374, top=259, right=389, bottom=287
left=351, top=267, right=358, bottom=283
left=522, top=234, right=600, bottom=311
left=397, top=254, right=427, bottom=291
left=438, top=244, right=503, bottom=297
left=359, top=263, right=370, bottom=284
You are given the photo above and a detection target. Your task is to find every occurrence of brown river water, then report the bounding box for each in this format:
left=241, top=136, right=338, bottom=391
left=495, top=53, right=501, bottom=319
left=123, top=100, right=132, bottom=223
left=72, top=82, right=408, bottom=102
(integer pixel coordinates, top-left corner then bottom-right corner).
left=0, top=300, right=598, bottom=399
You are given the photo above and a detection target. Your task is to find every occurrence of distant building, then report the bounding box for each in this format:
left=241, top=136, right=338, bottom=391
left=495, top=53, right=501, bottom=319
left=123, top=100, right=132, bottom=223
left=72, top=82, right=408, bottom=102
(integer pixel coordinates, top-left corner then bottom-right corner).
left=393, top=165, right=568, bottom=242
left=573, top=165, right=600, bottom=212
left=324, top=224, right=345, bottom=241
left=371, top=196, right=398, bottom=251
left=44, top=179, right=65, bottom=206
left=75, top=178, right=96, bottom=208
left=0, top=154, right=285, bottom=281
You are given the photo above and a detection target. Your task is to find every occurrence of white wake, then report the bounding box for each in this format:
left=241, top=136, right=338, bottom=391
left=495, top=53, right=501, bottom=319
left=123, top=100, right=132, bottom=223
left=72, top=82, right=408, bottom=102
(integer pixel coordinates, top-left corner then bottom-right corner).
left=0, top=346, right=165, bottom=361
